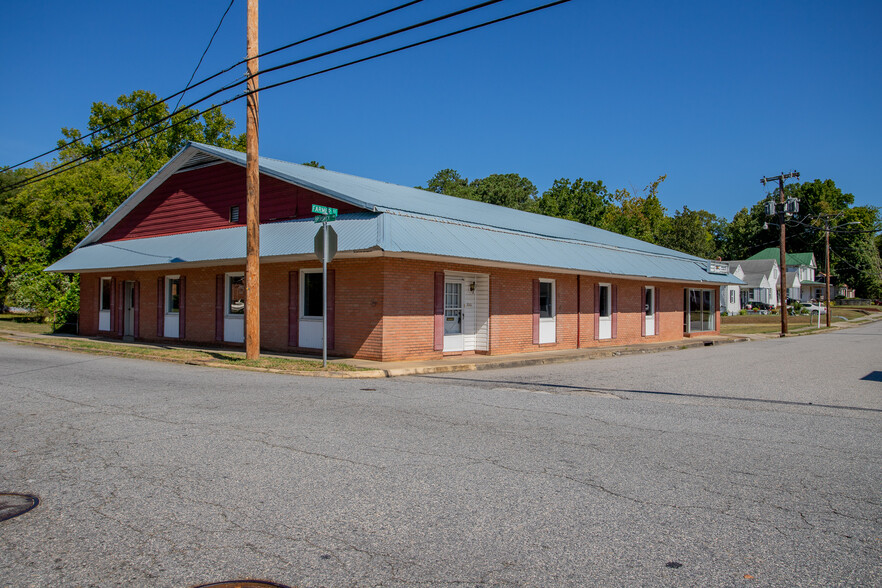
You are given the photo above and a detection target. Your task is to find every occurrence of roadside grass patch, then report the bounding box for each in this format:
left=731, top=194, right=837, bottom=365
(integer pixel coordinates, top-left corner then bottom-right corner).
left=1, top=334, right=363, bottom=372
left=721, top=307, right=877, bottom=335
left=0, top=314, right=54, bottom=335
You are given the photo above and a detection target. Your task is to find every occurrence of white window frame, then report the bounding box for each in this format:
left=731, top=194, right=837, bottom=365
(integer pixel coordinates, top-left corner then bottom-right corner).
left=597, top=282, right=612, bottom=340
left=598, top=283, right=612, bottom=318
left=100, top=277, right=112, bottom=312
left=165, top=275, right=181, bottom=315
left=225, top=272, right=245, bottom=318
left=538, top=279, right=555, bottom=319
left=537, top=278, right=556, bottom=345
left=645, top=286, right=655, bottom=317
left=300, top=268, right=324, bottom=320
left=686, top=288, right=716, bottom=333
left=98, top=277, right=112, bottom=332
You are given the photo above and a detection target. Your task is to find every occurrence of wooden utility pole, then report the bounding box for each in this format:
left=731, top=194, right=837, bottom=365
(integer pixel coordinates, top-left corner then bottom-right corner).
left=761, top=171, right=799, bottom=336
left=245, top=0, right=260, bottom=360
left=825, top=221, right=831, bottom=328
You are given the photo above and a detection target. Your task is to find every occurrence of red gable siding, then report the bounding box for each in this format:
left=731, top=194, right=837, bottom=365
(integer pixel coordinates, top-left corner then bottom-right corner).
left=100, top=162, right=362, bottom=242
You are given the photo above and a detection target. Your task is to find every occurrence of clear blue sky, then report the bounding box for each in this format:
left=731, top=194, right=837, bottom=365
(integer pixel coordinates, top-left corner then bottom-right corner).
left=2, top=0, right=880, bottom=220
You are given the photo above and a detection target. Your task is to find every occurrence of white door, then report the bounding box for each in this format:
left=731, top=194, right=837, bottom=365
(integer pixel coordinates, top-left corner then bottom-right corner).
left=163, top=276, right=180, bottom=339
left=98, top=277, right=112, bottom=331
left=644, top=286, right=655, bottom=335
left=538, top=280, right=556, bottom=344
left=443, top=281, right=464, bottom=352
left=224, top=273, right=245, bottom=343
left=598, top=284, right=612, bottom=339
left=124, top=282, right=135, bottom=338
left=299, top=270, right=323, bottom=348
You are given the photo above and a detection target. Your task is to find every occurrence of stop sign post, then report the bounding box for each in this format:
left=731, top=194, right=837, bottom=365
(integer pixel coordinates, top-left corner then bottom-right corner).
left=313, top=209, right=338, bottom=367
left=314, top=225, right=337, bottom=263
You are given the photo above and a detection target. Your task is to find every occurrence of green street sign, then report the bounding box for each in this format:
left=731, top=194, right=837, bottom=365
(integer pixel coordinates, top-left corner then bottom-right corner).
left=313, top=214, right=337, bottom=223
left=311, top=204, right=338, bottom=216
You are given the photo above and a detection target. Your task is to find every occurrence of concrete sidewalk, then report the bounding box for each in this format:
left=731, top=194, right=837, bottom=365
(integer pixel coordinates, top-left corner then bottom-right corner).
left=339, top=334, right=752, bottom=376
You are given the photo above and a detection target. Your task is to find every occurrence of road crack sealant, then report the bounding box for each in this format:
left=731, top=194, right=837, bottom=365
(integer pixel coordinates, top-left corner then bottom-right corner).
left=0, top=493, right=38, bottom=522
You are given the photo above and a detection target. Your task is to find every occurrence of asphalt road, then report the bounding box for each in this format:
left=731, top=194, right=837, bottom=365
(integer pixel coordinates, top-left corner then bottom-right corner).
left=1, top=321, right=880, bottom=587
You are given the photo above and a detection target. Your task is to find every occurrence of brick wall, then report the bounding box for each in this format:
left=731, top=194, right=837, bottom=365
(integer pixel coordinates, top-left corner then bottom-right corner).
left=77, top=257, right=719, bottom=362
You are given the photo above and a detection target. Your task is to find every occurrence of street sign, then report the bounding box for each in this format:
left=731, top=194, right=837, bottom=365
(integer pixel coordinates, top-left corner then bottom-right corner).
left=311, top=204, right=338, bottom=216
left=314, top=225, right=338, bottom=262
left=313, top=214, right=337, bottom=223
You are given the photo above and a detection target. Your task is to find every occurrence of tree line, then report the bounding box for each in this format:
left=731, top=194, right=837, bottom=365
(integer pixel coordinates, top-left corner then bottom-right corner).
left=2, top=89, right=881, bottom=323
left=0, top=90, right=246, bottom=322
left=420, top=170, right=882, bottom=297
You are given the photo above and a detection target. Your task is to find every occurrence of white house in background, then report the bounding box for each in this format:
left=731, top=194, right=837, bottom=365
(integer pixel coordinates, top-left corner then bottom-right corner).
left=785, top=271, right=802, bottom=302
left=748, top=248, right=821, bottom=302
left=723, top=258, right=780, bottom=308
left=720, top=263, right=743, bottom=314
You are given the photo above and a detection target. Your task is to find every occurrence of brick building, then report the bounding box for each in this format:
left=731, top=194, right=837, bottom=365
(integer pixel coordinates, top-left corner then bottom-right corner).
left=48, top=143, right=738, bottom=362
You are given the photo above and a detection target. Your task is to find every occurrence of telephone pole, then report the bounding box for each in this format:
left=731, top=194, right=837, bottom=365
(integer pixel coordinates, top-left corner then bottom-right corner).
left=245, top=0, right=260, bottom=360
left=761, top=171, right=799, bottom=336
left=819, top=216, right=859, bottom=328
left=824, top=220, right=831, bottom=328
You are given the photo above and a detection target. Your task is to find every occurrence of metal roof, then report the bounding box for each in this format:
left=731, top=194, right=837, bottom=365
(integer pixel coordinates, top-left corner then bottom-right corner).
left=49, top=142, right=741, bottom=284
left=748, top=247, right=816, bottom=267
left=47, top=213, right=382, bottom=272
left=192, top=142, right=705, bottom=261
left=50, top=209, right=739, bottom=285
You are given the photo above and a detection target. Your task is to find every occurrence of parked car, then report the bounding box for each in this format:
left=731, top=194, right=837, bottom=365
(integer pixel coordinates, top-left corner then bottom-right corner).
left=803, top=303, right=826, bottom=314
left=746, top=300, right=774, bottom=314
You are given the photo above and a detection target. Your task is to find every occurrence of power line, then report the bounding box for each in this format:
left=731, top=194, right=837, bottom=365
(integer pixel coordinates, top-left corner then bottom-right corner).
left=253, top=0, right=425, bottom=63
left=1, top=0, right=428, bottom=172
left=2, top=0, right=514, bottom=190
left=4, top=0, right=571, bottom=194
left=250, top=0, right=506, bottom=82
left=257, top=1, right=572, bottom=95
left=126, top=0, right=239, bottom=194
left=173, top=0, right=237, bottom=114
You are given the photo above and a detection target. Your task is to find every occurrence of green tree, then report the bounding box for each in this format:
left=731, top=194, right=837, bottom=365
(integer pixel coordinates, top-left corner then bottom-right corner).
left=421, top=170, right=538, bottom=211
left=535, top=178, right=611, bottom=226
left=720, top=206, right=764, bottom=260
left=422, top=168, right=474, bottom=200
left=600, top=176, right=670, bottom=244
left=662, top=206, right=726, bottom=259
left=59, top=89, right=245, bottom=182
left=745, top=179, right=882, bottom=297
left=1, top=89, right=244, bottom=317
left=469, top=173, right=538, bottom=211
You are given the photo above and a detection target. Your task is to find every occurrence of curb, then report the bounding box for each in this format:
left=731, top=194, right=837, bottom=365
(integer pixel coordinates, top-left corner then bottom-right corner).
left=366, top=336, right=752, bottom=378
left=4, top=313, right=877, bottom=378
left=0, top=329, right=748, bottom=378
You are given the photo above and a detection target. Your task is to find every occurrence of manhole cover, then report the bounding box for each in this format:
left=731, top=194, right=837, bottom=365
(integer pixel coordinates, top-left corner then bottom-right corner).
left=194, top=582, right=293, bottom=588
left=0, top=493, right=38, bottom=522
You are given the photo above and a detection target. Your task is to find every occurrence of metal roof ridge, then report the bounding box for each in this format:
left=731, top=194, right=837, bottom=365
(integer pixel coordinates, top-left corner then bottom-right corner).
left=192, top=141, right=409, bottom=191
left=381, top=209, right=715, bottom=265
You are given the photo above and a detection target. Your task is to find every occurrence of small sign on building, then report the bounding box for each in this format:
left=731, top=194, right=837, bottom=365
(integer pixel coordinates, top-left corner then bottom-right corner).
left=707, top=261, right=729, bottom=275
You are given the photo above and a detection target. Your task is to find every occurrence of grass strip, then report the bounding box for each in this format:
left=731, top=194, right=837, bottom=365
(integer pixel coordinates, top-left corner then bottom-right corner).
left=0, top=331, right=364, bottom=373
